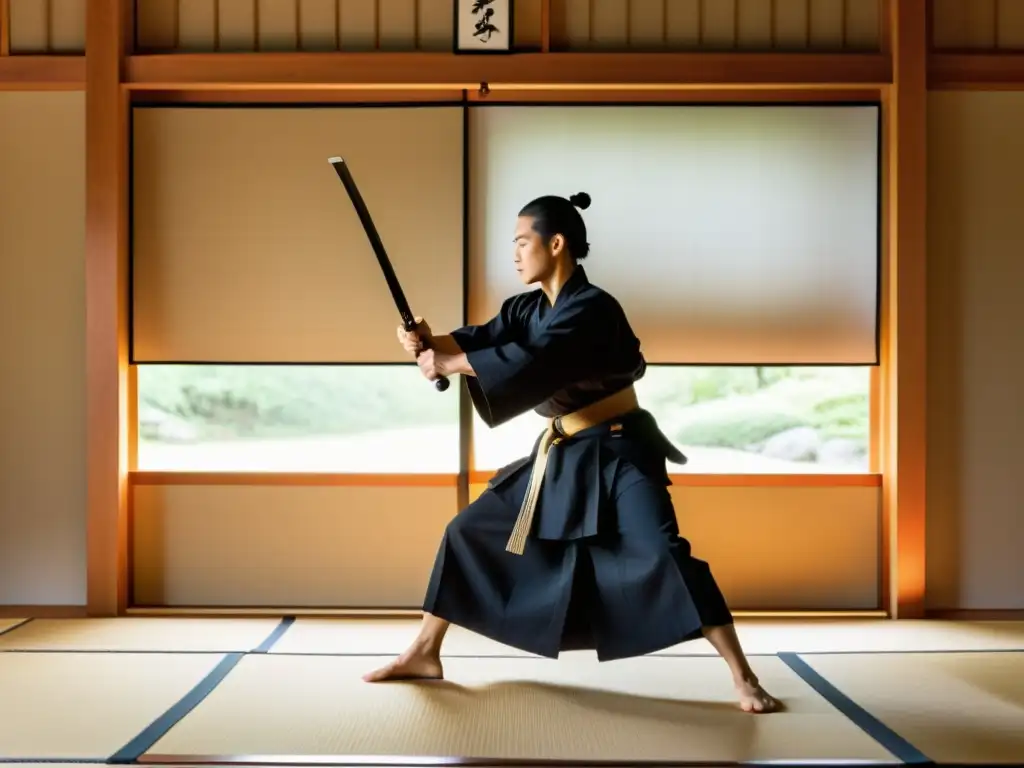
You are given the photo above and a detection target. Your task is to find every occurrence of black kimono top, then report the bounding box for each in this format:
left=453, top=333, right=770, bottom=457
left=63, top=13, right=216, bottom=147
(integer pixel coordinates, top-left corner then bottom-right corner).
left=452, top=266, right=686, bottom=539
left=451, top=266, right=646, bottom=427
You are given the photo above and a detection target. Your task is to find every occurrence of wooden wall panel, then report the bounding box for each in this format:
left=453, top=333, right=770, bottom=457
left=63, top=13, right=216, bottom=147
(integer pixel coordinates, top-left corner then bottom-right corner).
left=219, top=0, right=257, bottom=50
left=9, top=0, right=85, bottom=52
left=257, top=0, right=298, bottom=50
left=297, top=0, right=336, bottom=51
left=377, top=0, right=416, bottom=51
left=132, top=481, right=879, bottom=610
left=50, top=0, right=85, bottom=51
left=553, top=0, right=881, bottom=51
left=514, top=0, right=543, bottom=49
left=338, top=0, right=375, bottom=49
left=1000, top=0, right=1024, bottom=48
left=415, top=0, right=451, bottom=50
left=178, top=0, right=217, bottom=50
left=810, top=0, right=845, bottom=49
left=926, top=91, right=1024, bottom=610
left=701, top=0, right=738, bottom=49
left=131, top=0, right=883, bottom=53
left=0, top=91, right=87, bottom=606
left=131, top=483, right=459, bottom=607
left=135, top=0, right=462, bottom=52
left=590, top=0, right=628, bottom=48
left=932, top=0, right=997, bottom=49
left=932, top=0, right=1024, bottom=50
left=18, top=0, right=1016, bottom=56
left=737, top=0, right=774, bottom=49
left=845, top=0, right=880, bottom=49
left=135, top=0, right=177, bottom=50
left=774, top=0, right=807, bottom=48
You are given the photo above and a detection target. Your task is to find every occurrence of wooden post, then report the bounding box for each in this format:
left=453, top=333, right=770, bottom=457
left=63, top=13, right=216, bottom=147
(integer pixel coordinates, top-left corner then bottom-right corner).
left=882, top=0, right=928, bottom=618
left=86, top=0, right=131, bottom=616
left=0, top=0, right=10, bottom=56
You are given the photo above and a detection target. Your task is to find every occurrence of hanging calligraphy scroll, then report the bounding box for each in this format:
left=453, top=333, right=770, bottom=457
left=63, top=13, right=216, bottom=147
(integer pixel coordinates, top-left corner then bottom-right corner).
left=454, top=0, right=514, bottom=53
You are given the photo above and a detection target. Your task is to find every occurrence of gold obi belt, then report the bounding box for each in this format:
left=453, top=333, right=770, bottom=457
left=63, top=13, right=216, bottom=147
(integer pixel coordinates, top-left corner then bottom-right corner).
left=505, top=384, right=640, bottom=555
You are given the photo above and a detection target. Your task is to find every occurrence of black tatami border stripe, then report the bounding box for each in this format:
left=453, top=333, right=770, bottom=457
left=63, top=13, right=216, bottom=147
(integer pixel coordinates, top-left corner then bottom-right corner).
left=106, top=617, right=295, bottom=764
left=778, top=653, right=934, bottom=765
left=253, top=616, right=296, bottom=653
left=0, top=759, right=106, bottom=764
left=0, top=617, right=33, bottom=638
left=106, top=651, right=245, bottom=764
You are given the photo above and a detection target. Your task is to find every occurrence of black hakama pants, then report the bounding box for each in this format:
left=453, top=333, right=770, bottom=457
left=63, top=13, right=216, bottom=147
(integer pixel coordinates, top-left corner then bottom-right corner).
left=422, top=439, right=733, bottom=661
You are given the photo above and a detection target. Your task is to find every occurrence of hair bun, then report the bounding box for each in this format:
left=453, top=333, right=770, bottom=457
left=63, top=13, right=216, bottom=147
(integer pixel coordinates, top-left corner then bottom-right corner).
left=569, top=192, right=591, bottom=210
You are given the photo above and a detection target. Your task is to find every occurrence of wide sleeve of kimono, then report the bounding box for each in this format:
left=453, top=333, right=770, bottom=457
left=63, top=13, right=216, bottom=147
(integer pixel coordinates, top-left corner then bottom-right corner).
left=449, top=295, right=522, bottom=353
left=465, top=293, right=614, bottom=428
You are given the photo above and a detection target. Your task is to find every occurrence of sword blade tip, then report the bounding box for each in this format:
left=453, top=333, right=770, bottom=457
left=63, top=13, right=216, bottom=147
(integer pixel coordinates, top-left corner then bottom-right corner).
left=328, top=156, right=344, bottom=164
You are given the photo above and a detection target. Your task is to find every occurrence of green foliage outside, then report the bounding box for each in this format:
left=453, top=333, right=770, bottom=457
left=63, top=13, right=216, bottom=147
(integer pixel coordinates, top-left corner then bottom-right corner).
left=638, top=366, right=870, bottom=459
left=137, top=365, right=455, bottom=441
left=138, top=364, right=870, bottom=462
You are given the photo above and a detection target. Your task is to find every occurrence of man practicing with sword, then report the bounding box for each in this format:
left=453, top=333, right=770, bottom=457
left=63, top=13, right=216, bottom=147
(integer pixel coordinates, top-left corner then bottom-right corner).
left=329, top=159, right=778, bottom=714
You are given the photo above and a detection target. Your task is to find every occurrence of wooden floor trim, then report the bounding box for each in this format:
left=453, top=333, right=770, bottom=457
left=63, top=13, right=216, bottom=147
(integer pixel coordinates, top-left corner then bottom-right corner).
left=926, top=609, right=1024, bottom=621
left=0, top=605, right=89, bottom=618
left=125, top=607, right=889, bottom=619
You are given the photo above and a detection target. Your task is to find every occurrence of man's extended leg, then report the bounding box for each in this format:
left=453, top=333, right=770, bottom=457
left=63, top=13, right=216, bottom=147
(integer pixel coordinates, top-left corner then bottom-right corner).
left=607, top=469, right=780, bottom=713
left=362, top=612, right=449, bottom=682
left=702, top=624, right=780, bottom=713
left=363, top=471, right=552, bottom=682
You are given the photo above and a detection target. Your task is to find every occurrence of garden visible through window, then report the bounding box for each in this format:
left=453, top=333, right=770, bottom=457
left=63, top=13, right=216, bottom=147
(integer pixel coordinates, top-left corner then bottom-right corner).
left=137, top=364, right=869, bottom=475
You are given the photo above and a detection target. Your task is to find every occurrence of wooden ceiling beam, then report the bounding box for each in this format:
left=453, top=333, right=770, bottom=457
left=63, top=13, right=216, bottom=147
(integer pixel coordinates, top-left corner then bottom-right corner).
left=929, top=53, right=1024, bottom=89
left=124, top=51, right=891, bottom=90
left=0, top=55, right=85, bottom=89
left=6, top=51, right=1024, bottom=94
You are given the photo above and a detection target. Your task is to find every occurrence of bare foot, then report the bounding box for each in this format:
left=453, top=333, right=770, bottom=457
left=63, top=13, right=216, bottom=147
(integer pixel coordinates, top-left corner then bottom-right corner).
left=362, top=650, right=444, bottom=683
left=735, top=677, right=780, bottom=713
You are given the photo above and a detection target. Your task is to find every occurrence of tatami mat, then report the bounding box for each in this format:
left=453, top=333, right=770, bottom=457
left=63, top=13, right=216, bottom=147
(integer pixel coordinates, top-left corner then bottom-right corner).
left=0, top=617, right=283, bottom=652
left=0, top=652, right=226, bottom=759
left=799, top=651, right=1024, bottom=764
left=143, top=653, right=897, bottom=764
left=270, top=616, right=1024, bottom=657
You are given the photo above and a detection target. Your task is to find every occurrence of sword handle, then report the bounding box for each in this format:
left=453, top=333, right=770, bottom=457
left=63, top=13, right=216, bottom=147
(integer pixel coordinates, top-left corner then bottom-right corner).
left=424, top=346, right=451, bottom=392
left=404, top=318, right=450, bottom=392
